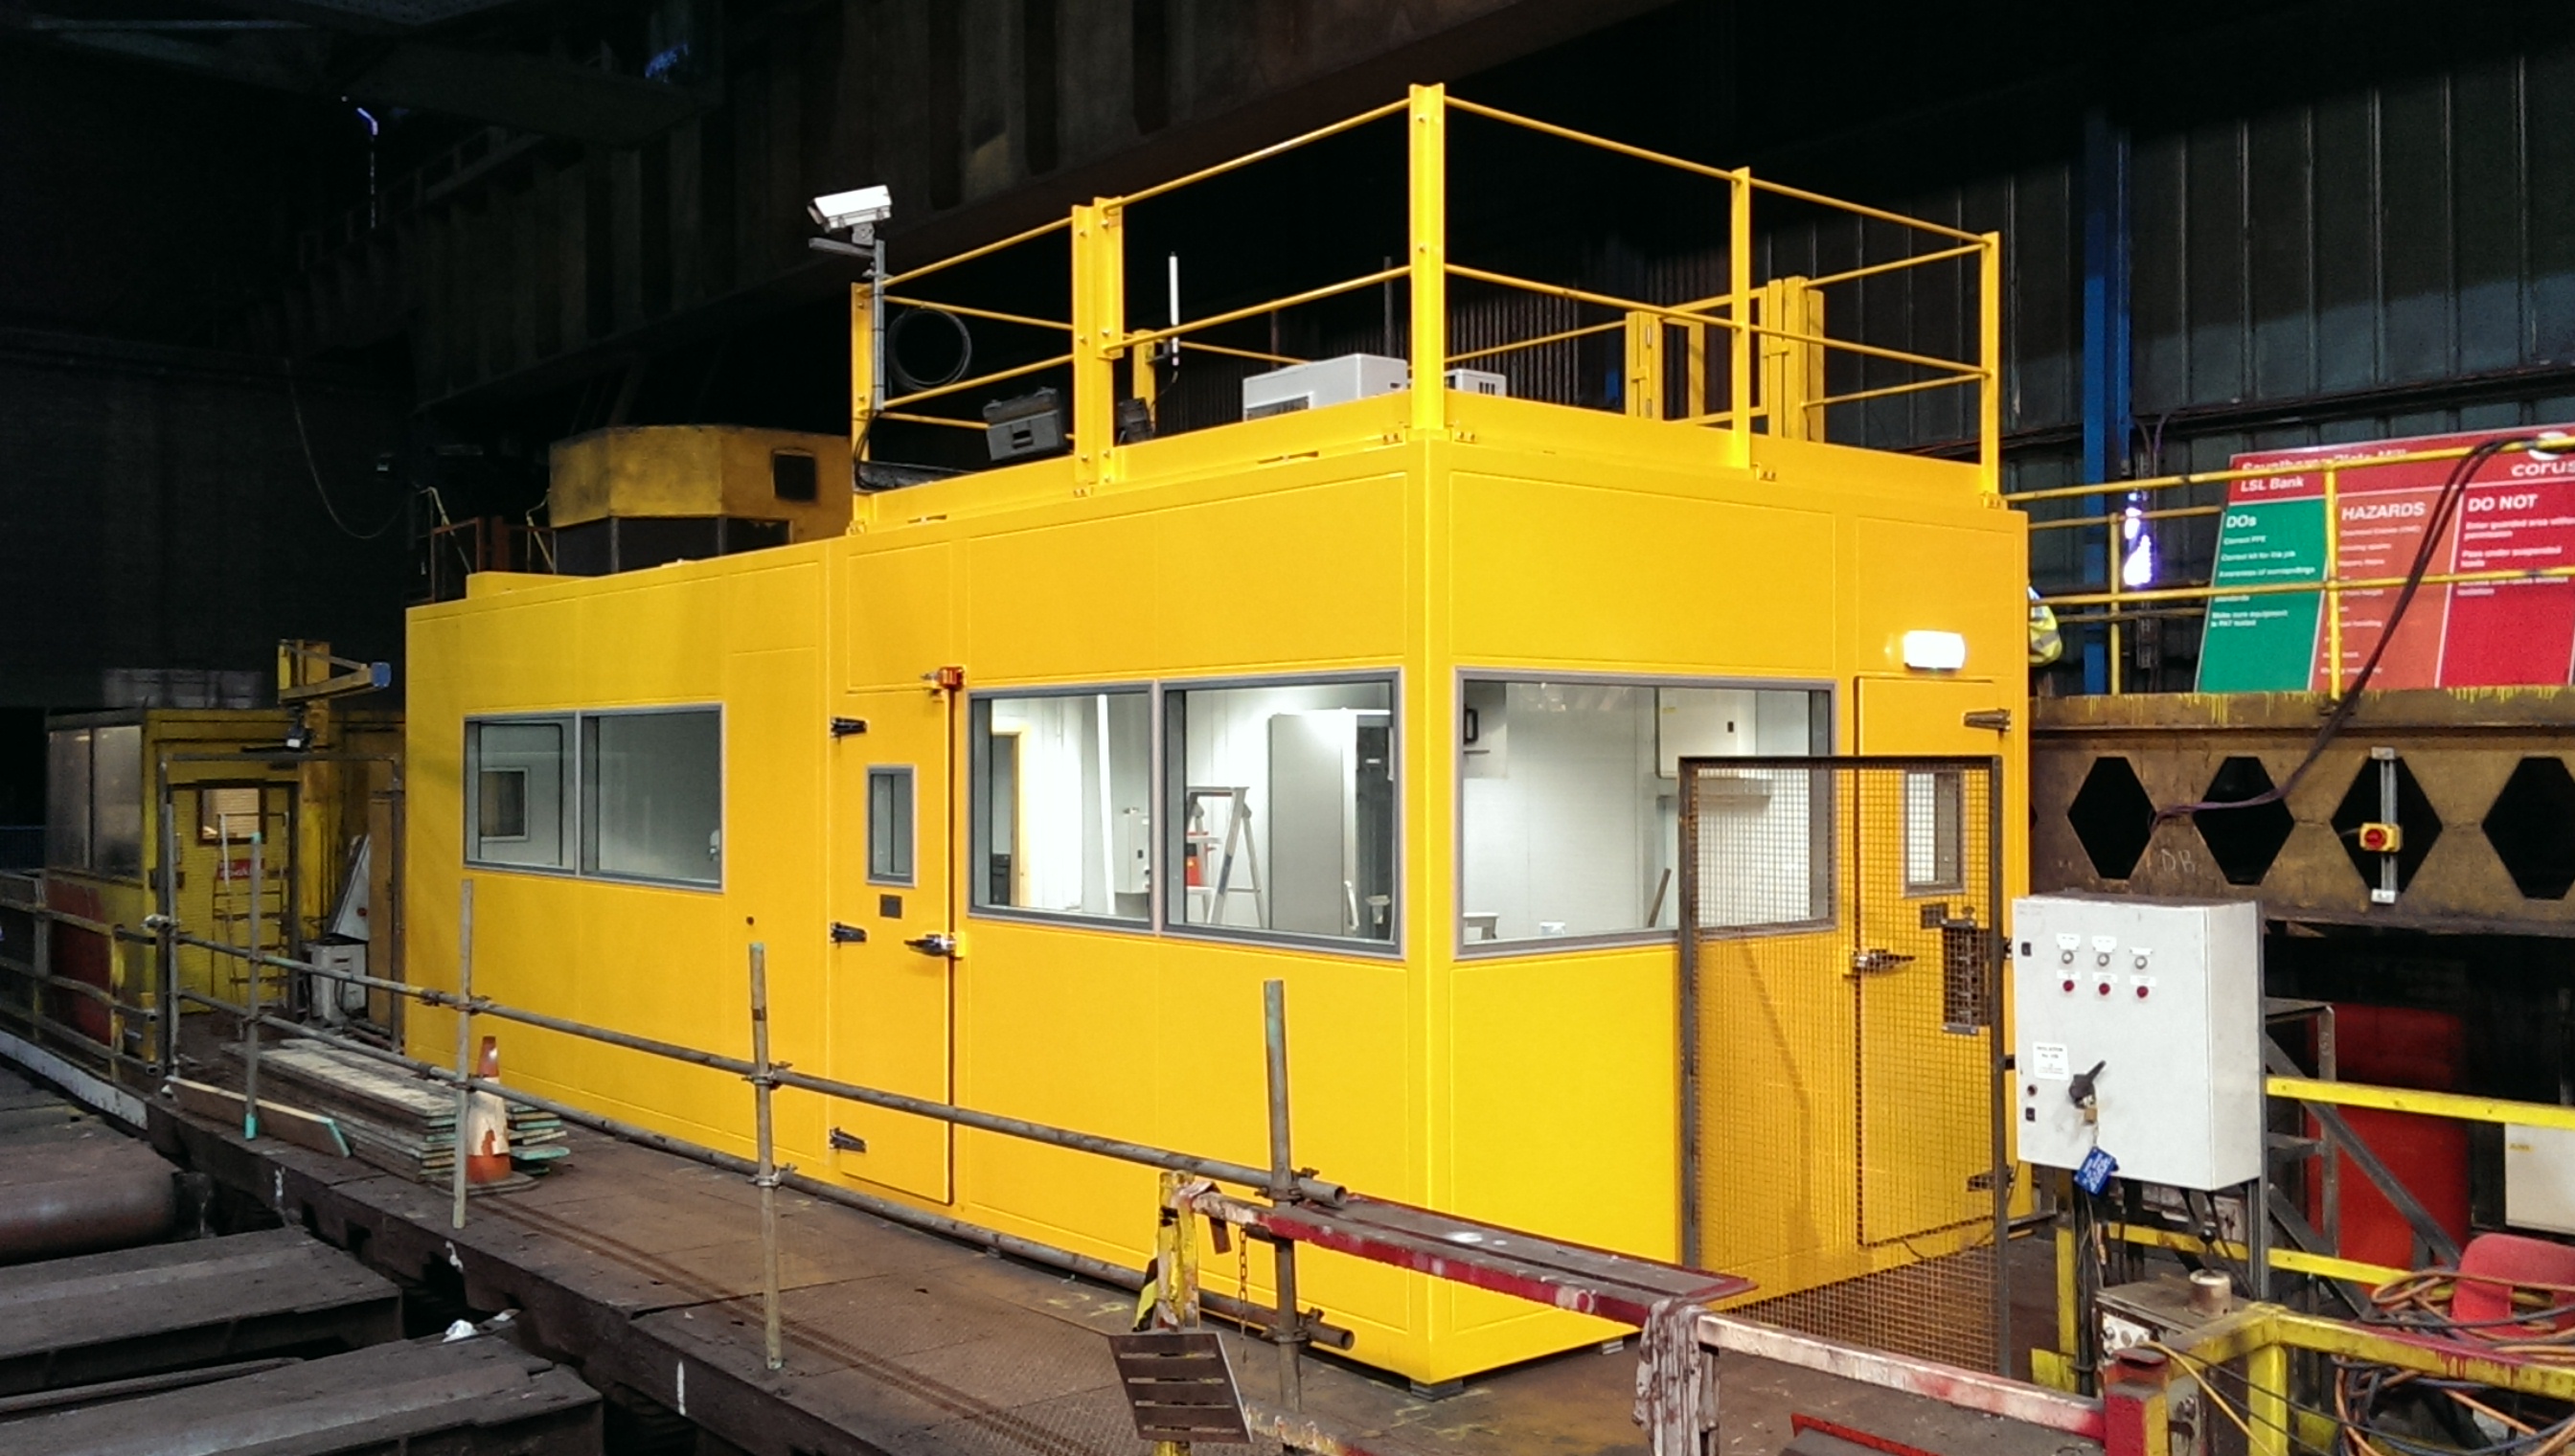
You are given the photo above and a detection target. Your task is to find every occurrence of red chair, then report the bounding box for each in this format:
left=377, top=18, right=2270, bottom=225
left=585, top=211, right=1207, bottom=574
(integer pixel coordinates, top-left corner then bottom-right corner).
left=2450, top=1232, right=2575, bottom=1331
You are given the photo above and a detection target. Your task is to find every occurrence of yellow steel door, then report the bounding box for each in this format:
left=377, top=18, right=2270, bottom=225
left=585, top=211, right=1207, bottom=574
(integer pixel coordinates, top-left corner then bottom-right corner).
left=826, top=681, right=957, bottom=1203
left=1852, top=677, right=2006, bottom=1246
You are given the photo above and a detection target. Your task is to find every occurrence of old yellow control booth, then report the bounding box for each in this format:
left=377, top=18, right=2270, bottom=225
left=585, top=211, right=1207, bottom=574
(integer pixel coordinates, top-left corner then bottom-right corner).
left=404, top=87, right=2028, bottom=1385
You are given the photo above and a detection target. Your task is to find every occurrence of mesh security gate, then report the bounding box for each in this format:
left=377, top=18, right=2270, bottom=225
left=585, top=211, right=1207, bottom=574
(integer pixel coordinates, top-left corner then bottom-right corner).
left=1679, top=756, right=2009, bottom=1373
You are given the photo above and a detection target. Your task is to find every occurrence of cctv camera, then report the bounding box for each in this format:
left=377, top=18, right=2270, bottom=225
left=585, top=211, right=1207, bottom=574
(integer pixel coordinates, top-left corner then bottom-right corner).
left=809, top=185, right=893, bottom=234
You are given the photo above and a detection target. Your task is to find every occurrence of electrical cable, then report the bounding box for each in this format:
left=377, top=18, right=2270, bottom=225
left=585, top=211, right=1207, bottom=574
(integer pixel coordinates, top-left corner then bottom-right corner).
left=884, top=306, right=973, bottom=394
left=2164, top=1339, right=2570, bottom=1456
left=2155, top=435, right=2536, bottom=825
left=285, top=358, right=405, bottom=540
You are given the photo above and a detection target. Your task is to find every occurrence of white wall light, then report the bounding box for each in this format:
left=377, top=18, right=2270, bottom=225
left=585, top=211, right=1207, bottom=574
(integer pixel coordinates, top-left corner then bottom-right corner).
left=1902, top=630, right=1968, bottom=672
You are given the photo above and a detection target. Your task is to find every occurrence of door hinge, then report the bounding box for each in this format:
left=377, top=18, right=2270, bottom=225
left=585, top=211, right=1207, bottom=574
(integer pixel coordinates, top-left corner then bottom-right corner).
left=830, top=717, right=869, bottom=738
left=830, top=921, right=868, bottom=944
left=828, top=1126, right=868, bottom=1153
left=1962, top=709, right=2013, bottom=732
left=904, top=932, right=958, bottom=958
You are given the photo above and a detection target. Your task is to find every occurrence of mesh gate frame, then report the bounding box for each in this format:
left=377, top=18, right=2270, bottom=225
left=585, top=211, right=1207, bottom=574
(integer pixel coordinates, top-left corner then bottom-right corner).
left=1675, top=753, right=2011, bottom=1374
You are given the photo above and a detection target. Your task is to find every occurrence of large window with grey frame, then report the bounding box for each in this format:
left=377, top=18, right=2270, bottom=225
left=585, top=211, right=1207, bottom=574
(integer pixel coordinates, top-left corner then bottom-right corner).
left=1457, top=679, right=1829, bottom=945
left=466, top=708, right=722, bottom=887
left=969, top=691, right=1151, bottom=921
left=1166, top=677, right=1397, bottom=946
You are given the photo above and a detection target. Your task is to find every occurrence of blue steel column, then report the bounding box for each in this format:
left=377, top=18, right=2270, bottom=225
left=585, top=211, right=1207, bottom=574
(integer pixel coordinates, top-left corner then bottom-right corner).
left=2080, top=107, right=2132, bottom=694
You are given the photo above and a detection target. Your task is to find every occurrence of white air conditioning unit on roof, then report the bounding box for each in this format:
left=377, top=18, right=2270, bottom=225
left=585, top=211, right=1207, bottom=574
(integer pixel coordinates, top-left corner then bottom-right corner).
left=1240, top=355, right=1509, bottom=421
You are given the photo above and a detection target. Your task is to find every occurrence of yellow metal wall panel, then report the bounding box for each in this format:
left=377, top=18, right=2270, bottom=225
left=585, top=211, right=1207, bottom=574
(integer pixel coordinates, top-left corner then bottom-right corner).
left=964, top=513, right=1159, bottom=681
left=1150, top=473, right=1410, bottom=672
left=845, top=542, right=955, bottom=692
left=1850, top=515, right=2026, bottom=682
left=1448, top=471, right=1838, bottom=673
left=1446, top=947, right=1679, bottom=1245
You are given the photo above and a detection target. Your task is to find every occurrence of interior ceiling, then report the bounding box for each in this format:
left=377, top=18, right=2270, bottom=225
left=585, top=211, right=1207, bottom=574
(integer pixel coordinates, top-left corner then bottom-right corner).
left=2, top=0, right=702, bottom=143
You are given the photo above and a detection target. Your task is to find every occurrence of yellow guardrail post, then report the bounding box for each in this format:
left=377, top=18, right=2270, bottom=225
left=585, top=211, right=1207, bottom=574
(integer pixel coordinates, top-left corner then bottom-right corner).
left=1759, top=277, right=1824, bottom=442
left=1979, top=232, right=2002, bottom=496
left=1407, top=83, right=1447, bottom=437
left=1131, top=342, right=1157, bottom=422
left=1686, top=322, right=1709, bottom=420
left=1070, top=200, right=1124, bottom=484
left=2245, top=1338, right=2290, bottom=1456
left=1625, top=311, right=1664, bottom=420
left=1727, top=169, right=1754, bottom=469
left=2322, top=465, right=2342, bottom=694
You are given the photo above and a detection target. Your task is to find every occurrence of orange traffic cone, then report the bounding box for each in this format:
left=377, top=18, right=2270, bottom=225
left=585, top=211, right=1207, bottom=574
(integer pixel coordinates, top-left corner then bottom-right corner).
left=464, top=1036, right=513, bottom=1186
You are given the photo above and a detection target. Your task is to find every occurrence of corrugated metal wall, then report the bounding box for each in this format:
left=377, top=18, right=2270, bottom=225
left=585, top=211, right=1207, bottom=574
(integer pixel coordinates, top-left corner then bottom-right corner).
left=0, top=336, right=410, bottom=710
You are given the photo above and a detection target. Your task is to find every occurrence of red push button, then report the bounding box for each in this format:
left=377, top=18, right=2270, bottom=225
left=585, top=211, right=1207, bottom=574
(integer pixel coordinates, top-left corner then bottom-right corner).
left=2062, top=979, right=2076, bottom=992
left=2096, top=981, right=2112, bottom=996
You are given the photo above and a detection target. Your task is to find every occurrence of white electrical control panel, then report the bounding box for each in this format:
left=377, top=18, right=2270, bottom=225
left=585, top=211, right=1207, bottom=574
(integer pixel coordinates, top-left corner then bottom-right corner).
left=2011, top=895, right=2263, bottom=1191
left=2506, top=1123, right=2575, bottom=1236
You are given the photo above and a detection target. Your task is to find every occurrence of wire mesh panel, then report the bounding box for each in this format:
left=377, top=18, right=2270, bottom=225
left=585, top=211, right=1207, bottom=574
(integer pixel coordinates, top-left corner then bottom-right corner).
left=1680, top=757, right=2007, bottom=1373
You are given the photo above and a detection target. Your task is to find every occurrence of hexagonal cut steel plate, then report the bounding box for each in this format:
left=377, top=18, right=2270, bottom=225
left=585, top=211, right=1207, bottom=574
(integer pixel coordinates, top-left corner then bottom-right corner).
left=1105, top=1330, right=1249, bottom=1444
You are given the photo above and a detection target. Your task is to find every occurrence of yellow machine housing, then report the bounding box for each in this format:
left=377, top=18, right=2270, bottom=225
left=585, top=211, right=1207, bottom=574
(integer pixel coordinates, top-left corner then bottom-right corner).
left=403, top=87, right=2028, bottom=1384
left=548, top=424, right=853, bottom=539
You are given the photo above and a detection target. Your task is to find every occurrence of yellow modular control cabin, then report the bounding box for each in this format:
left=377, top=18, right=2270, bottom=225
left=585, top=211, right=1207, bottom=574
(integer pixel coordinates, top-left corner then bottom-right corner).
left=405, top=87, right=2028, bottom=1384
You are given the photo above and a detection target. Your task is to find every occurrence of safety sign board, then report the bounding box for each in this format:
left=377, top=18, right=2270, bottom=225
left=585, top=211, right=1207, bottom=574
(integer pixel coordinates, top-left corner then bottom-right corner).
left=2197, top=424, right=2575, bottom=692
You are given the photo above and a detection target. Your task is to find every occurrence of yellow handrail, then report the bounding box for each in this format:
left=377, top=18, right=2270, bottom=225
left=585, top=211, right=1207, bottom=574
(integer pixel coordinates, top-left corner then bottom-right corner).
left=1445, top=318, right=1625, bottom=366
left=1446, top=97, right=1746, bottom=189
left=1119, top=267, right=1408, bottom=353
left=879, top=297, right=1068, bottom=332
left=1111, top=98, right=1410, bottom=208
left=883, top=353, right=1072, bottom=411
left=878, top=215, right=1070, bottom=290
left=854, top=86, right=2002, bottom=487
left=1802, top=240, right=1989, bottom=289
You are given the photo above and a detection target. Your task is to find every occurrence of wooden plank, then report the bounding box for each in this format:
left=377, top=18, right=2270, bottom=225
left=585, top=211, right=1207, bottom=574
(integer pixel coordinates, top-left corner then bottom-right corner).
left=169, top=1079, right=351, bottom=1158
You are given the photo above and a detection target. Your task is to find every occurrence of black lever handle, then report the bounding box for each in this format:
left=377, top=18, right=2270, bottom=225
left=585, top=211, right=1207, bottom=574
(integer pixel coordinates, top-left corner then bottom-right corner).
left=2068, top=1059, right=2108, bottom=1107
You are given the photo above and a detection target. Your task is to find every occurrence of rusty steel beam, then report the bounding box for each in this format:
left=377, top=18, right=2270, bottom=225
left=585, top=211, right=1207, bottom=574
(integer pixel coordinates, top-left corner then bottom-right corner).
left=2033, top=687, right=2575, bottom=934
left=1700, top=1313, right=2108, bottom=1438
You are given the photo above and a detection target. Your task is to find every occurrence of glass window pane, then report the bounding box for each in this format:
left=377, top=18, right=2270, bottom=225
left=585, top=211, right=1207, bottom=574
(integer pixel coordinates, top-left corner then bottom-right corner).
left=972, top=693, right=1150, bottom=920
left=581, top=711, right=722, bottom=885
left=90, top=725, right=143, bottom=877
left=1461, top=681, right=1825, bottom=944
left=869, top=766, right=915, bottom=885
left=1904, top=768, right=1965, bottom=894
left=45, top=729, right=91, bottom=870
left=467, top=719, right=571, bottom=870
left=1170, top=680, right=1394, bottom=943
left=199, top=786, right=264, bottom=843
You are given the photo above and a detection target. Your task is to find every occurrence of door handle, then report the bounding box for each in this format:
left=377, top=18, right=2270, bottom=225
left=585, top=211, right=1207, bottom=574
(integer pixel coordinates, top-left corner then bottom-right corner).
left=904, top=932, right=957, bottom=958
left=1850, top=947, right=1915, bottom=976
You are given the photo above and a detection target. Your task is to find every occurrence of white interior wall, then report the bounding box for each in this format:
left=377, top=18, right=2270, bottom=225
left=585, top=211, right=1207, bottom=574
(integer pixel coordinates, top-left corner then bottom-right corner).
left=1183, top=682, right=1382, bottom=928
left=1463, top=685, right=1823, bottom=941
left=991, top=696, right=1097, bottom=913
left=473, top=720, right=567, bottom=868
